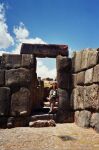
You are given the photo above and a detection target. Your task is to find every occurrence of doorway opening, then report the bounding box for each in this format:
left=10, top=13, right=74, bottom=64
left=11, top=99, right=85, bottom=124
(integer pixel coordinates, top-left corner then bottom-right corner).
left=32, top=58, right=58, bottom=115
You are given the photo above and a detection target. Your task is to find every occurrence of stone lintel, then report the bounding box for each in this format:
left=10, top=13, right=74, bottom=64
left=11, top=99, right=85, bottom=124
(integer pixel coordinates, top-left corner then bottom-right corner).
left=21, top=43, right=68, bottom=57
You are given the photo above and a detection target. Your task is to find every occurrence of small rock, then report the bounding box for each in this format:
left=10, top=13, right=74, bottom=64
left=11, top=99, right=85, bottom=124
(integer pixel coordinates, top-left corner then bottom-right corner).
left=29, top=120, right=56, bottom=127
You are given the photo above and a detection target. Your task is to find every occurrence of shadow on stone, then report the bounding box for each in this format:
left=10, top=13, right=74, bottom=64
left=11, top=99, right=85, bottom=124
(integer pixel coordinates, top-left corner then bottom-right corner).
left=58, top=135, right=76, bottom=141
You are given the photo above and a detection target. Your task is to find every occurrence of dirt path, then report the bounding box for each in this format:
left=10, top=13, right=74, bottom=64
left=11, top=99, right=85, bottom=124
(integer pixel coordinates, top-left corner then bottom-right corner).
left=0, top=123, right=99, bottom=150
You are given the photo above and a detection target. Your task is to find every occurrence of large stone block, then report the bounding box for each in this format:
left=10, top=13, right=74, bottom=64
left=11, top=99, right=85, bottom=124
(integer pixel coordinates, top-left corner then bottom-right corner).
left=75, top=110, right=91, bottom=128
left=5, top=68, right=32, bottom=86
left=90, top=113, right=99, bottom=133
left=71, top=86, right=84, bottom=110
left=0, top=87, right=10, bottom=116
left=56, top=55, right=71, bottom=72
left=11, top=87, right=31, bottom=116
left=57, top=72, right=70, bottom=90
left=56, top=88, right=69, bottom=123
left=21, top=54, right=36, bottom=69
left=76, top=71, right=85, bottom=85
left=85, top=68, right=93, bottom=84
left=0, top=69, right=5, bottom=86
left=93, top=64, right=99, bottom=83
left=84, top=84, right=99, bottom=110
left=81, top=49, right=89, bottom=70
left=87, top=49, right=99, bottom=68
left=2, top=54, right=22, bottom=69
left=72, top=51, right=82, bottom=73
left=21, top=44, right=68, bottom=57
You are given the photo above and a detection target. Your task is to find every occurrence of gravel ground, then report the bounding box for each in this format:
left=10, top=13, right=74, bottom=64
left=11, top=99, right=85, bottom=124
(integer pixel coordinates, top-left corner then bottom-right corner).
left=0, top=123, right=99, bottom=150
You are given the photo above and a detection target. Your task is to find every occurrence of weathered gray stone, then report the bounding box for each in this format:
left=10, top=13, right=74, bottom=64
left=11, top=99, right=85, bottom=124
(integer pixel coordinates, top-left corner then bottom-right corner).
left=5, top=68, right=32, bottom=86
left=85, top=68, right=93, bottom=84
left=29, top=120, right=56, bottom=127
left=71, top=86, right=84, bottom=110
left=87, top=49, right=99, bottom=68
left=57, top=72, right=70, bottom=90
left=72, top=51, right=82, bottom=73
left=90, top=113, right=99, bottom=133
left=81, top=49, right=89, bottom=70
left=2, top=54, right=22, bottom=68
left=84, top=84, right=99, bottom=110
left=0, top=69, right=5, bottom=86
left=56, top=55, right=71, bottom=72
left=56, top=88, right=69, bottom=123
left=11, top=87, right=31, bottom=116
left=21, top=44, right=68, bottom=57
left=0, top=87, right=10, bottom=116
left=76, top=71, right=85, bottom=85
left=21, top=54, right=36, bottom=69
left=75, top=110, right=91, bottom=128
left=93, top=64, right=99, bottom=83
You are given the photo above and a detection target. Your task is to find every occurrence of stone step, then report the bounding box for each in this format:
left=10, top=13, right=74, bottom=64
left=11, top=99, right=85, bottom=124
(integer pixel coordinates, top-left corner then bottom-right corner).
left=29, top=119, right=56, bottom=127
left=44, top=101, right=58, bottom=107
left=30, top=114, right=56, bottom=122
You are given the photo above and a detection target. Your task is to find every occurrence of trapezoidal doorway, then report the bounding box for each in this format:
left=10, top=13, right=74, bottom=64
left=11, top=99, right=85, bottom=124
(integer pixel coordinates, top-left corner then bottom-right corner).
left=21, top=43, right=72, bottom=123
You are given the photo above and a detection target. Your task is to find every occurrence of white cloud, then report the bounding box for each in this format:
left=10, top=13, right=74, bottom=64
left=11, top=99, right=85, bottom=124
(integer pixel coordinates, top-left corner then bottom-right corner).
left=37, top=59, right=56, bottom=79
left=0, top=3, right=14, bottom=49
left=13, top=22, right=29, bottom=41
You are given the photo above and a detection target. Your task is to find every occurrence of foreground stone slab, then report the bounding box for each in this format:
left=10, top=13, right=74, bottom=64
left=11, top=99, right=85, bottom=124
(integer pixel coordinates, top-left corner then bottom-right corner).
left=21, top=44, right=68, bottom=57
left=5, top=68, right=32, bottom=86
left=84, top=84, right=99, bottom=110
left=75, top=110, right=91, bottom=128
left=29, top=120, right=56, bottom=127
left=0, top=87, right=10, bottom=116
left=11, top=87, right=31, bottom=116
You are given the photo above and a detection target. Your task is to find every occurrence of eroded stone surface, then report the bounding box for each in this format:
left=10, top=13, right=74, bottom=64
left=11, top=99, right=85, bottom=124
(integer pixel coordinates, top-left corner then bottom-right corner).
left=84, top=84, right=99, bottom=110
left=85, top=68, right=93, bottom=84
left=11, top=87, right=31, bottom=116
left=5, top=68, right=32, bottom=86
left=0, top=87, right=10, bottom=116
left=75, top=110, right=91, bottom=128
left=90, top=113, right=99, bottom=133
left=29, top=120, right=56, bottom=127
left=21, top=44, right=68, bottom=57
left=76, top=71, right=85, bottom=85
left=71, top=86, right=84, bottom=110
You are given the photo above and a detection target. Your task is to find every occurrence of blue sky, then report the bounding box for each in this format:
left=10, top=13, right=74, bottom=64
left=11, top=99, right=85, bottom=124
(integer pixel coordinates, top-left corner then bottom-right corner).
left=0, top=0, right=99, bottom=78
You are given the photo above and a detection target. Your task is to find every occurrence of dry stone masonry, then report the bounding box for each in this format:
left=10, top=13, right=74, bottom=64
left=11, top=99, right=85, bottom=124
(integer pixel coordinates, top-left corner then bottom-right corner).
left=71, top=48, right=99, bottom=133
left=0, top=44, right=99, bottom=133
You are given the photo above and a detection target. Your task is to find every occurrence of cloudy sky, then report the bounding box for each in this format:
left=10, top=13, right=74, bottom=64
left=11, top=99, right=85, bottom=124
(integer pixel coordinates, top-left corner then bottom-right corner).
left=0, top=0, right=99, bottom=78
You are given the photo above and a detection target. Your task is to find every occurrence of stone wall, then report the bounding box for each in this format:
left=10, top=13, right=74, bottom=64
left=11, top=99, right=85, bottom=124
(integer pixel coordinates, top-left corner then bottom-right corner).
left=0, top=54, right=44, bottom=128
left=71, top=48, right=99, bottom=133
